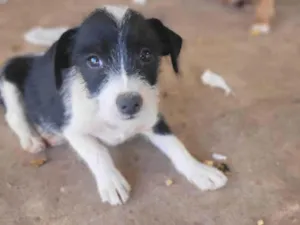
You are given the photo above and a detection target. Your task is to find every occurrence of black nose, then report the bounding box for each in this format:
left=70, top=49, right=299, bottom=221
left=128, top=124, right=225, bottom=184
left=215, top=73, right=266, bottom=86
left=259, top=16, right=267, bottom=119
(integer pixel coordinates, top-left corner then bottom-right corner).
left=116, top=92, right=143, bottom=116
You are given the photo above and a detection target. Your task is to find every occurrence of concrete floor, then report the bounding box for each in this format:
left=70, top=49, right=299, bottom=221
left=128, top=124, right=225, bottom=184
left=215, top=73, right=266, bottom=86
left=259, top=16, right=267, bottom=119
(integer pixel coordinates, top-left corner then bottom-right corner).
left=1, top=0, right=300, bottom=224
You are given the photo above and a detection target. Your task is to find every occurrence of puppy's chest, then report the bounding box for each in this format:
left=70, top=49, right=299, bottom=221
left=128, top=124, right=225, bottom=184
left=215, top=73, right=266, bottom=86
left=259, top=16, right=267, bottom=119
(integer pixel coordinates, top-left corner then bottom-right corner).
left=89, top=122, right=146, bottom=146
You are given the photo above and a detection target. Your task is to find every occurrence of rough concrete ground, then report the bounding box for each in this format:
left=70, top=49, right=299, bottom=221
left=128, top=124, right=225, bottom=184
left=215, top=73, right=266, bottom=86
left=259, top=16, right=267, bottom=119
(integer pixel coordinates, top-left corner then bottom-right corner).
left=1, top=0, right=300, bottom=224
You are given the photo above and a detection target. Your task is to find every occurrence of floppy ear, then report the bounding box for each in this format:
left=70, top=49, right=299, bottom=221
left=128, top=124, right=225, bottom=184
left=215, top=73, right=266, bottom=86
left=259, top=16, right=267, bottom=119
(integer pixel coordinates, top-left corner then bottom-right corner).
left=52, top=27, right=77, bottom=89
left=147, top=18, right=183, bottom=74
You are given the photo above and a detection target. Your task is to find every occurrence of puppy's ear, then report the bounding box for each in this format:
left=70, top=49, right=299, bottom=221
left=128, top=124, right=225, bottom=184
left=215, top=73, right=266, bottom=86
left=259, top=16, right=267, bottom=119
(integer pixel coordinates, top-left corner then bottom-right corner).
left=53, top=27, right=77, bottom=89
left=147, top=18, right=183, bottom=74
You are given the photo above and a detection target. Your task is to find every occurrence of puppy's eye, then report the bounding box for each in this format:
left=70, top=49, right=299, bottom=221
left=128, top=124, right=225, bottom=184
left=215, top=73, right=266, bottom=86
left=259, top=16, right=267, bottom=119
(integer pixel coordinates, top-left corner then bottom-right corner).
left=139, top=48, right=153, bottom=63
left=86, top=55, right=103, bottom=68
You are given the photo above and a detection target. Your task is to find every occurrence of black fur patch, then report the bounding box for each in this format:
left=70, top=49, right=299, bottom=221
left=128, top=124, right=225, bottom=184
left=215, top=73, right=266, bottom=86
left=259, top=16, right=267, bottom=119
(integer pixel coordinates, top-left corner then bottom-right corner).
left=53, top=9, right=183, bottom=95
left=147, top=18, right=183, bottom=74
left=153, top=115, right=171, bottom=135
left=3, top=55, right=35, bottom=93
left=234, top=0, right=250, bottom=8
left=0, top=8, right=184, bottom=133
left=2, top=53, right=67, bottom=132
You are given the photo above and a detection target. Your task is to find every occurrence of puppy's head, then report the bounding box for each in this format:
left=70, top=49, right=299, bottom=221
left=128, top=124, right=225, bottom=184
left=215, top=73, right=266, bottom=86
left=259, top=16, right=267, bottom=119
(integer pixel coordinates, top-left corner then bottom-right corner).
left=53, top=5, right=182, bottom=126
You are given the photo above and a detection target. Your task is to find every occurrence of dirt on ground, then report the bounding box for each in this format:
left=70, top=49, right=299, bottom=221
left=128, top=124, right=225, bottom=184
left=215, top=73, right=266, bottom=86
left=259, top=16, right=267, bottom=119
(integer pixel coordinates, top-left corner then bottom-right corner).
left=1, top=0, right=300, bottom=224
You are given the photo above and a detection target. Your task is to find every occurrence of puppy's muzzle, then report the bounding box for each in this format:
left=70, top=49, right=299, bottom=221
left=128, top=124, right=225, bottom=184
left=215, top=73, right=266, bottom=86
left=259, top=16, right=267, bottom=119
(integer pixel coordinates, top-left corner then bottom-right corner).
left=116, top=92, right=143, bottom=118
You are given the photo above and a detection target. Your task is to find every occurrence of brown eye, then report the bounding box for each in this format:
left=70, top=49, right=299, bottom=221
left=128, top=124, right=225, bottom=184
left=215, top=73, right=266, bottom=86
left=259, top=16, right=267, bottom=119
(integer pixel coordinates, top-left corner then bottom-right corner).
left=139, top=48, right=153, bottom=63
left=86, top=55, right=103, bottom=68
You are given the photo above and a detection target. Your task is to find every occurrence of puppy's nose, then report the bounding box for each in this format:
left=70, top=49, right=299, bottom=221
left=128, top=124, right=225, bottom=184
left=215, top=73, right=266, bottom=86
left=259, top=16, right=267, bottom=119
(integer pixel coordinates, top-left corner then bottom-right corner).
left=116, top=92, right=143, bottom=116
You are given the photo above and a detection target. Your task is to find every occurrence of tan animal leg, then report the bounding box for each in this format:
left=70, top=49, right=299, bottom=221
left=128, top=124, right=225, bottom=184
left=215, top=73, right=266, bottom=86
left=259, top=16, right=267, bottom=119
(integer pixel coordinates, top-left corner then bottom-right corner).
left=251, top=0, right=275, bottom=35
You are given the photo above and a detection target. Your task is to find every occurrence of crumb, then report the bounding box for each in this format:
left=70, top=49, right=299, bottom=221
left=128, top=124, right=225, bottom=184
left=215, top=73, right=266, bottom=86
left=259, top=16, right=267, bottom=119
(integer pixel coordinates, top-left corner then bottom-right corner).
left=203, top=160, right=214, bottom=166
left=257, top=219, right=264, bottom=225
left=161, top=92, right=168, bottom=98
left=216, top=162, right=231, bottom=174
left=165, top=179, right=173, bottom=186
left=251, top=29, right=261, bottom=36
left=60, top=187, right=66, bottom=193
left=30, top=159, right=47, bottom=167
left=11, top=44, right=22, bottom=52
left=34, top=217, right=41, bottom=222
left=6, top=182, right=12, bottom=188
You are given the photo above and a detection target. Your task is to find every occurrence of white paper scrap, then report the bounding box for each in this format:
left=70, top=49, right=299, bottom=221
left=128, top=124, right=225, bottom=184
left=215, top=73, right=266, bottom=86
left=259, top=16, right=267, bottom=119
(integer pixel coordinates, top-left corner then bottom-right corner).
left=133, top=0, right=147, bottom=5
left=212, top=153, right=227, bottom=161
left=201, top=69, right=233, bottom=96
left=24, top=26, right=69, bottom=46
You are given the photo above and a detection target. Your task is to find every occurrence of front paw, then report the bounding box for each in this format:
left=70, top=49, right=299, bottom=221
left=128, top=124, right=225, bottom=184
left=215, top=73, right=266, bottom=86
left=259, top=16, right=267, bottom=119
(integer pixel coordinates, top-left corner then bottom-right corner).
left=21, top=136, right=46, bottom=153
left=96, top=168, right=131, bottom=206
left=182, top=160, right=228, bottom=191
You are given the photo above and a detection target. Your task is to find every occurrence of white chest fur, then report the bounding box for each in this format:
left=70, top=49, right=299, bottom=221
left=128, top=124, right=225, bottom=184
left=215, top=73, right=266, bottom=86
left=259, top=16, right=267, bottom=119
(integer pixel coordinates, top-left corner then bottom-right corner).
left=64, top=73, right=157, bottom=146
left=90, top=121, right=147, bottom=146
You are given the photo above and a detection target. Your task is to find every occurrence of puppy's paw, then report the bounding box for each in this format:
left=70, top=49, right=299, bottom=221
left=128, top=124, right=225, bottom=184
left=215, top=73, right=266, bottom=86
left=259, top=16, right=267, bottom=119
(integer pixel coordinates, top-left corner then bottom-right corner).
left=251, top=23, right=270, bottom=35
left=21, top=136, right=46, bottom=153
left=182, top=160, right=228, bottom=191
left=97, top=169, right=131, bottom=206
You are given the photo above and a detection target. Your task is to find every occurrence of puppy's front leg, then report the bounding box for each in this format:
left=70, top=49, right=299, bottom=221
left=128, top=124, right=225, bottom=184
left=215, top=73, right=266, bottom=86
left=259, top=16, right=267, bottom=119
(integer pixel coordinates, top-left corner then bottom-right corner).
left=143, top=116, right=227, bottom=191
left=64, top=132, right=131, bottom=205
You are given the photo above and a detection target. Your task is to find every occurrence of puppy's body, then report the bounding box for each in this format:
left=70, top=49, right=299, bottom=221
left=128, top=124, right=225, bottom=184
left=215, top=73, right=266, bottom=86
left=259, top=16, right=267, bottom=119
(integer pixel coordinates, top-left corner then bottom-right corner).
left=0, top=5, right=227, bottom=205
left=4, top=54, right=65, bottom=132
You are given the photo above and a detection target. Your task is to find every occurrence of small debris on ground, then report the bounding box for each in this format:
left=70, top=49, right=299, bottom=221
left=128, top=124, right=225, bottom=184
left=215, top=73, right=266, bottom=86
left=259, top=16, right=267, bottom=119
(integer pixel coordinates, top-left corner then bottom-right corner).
left=203, top=159, right=231, bottom=175
left=165, top=179, right=173, bottom=186
left=216, top=163, right=231, bottom=174
left=132, top=0, right=147, bottom=5
left=11, top=44, right=22, bottom=52
left=212, top=153, right=227, bottom=161
left=257, top=219, right=264, bottom=225
left=203, top=160, right=214, bottom=166
left=30, top=158, right=47, bottom=168
left=6, top=182, right=13, bottom=188
left=60, top=186, right=67, bottom=193
left=251, top=24, right=270, bottom=36
left=161, top=91, right=168, bottom=98
left=201, top=69, right=234, bottom=96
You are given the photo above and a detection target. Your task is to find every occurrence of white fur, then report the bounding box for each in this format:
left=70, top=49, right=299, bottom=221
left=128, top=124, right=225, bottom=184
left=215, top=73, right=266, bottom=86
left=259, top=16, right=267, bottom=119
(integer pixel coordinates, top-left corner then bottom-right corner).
left=143, top=132, right=228, bottom=191
left=1, top=80, right=45, bottom=153
left=60, top=69, right=158, bottom=204
left=64, top=131, right=130, bottom=205
left=3, top=6, right=227, bottom=206
left=63, top=69, right=158, bottom=146
left=103, top=5, right=129, bottom=24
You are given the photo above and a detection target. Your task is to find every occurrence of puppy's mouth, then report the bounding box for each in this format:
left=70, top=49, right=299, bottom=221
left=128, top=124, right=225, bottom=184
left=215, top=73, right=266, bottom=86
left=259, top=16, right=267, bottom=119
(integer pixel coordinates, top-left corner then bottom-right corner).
left=122, top=115, right=137, bottom=120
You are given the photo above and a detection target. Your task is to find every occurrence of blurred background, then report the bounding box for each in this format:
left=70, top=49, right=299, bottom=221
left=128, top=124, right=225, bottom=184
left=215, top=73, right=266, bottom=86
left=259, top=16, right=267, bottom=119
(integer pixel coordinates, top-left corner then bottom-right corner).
left=0, top=1, right=300, bottom=225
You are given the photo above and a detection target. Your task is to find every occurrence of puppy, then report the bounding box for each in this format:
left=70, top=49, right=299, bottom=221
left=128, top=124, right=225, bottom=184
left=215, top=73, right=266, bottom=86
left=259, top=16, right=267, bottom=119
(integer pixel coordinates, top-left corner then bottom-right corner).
left=0, top=5, right=227, bottom=205
left=224, top=0, right=275, bottom=34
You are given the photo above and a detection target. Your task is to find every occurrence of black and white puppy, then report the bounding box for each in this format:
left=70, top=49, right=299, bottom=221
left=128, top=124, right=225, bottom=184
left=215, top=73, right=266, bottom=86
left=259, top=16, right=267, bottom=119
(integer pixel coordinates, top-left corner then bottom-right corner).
left=0, top=5, right=227, bottom=205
